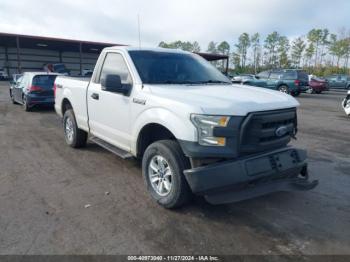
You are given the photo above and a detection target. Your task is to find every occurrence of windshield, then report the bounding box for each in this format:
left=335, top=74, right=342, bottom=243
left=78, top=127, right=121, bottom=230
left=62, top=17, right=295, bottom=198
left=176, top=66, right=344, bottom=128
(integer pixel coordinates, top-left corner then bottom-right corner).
left=32, top=75, right=57, bottom=89
left=128, top=50, right=231, bottom=85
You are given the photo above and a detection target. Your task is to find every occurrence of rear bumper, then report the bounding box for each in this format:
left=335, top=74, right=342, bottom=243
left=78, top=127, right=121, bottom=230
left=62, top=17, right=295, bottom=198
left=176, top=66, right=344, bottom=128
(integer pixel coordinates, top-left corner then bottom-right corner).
left=184, top=147, right=318, bottom=204
left=27, top=94, right=54, bottom=106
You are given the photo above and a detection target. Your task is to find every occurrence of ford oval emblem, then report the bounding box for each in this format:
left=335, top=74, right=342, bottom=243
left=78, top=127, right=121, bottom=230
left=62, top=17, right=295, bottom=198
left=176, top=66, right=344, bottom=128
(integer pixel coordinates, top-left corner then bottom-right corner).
left=275, top=126, right=288, bottom=137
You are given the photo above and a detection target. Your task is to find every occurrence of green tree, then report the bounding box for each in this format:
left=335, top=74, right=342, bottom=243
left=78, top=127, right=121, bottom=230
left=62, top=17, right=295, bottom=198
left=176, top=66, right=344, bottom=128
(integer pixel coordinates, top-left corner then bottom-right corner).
left=207, top=41, right=218, bottom=53
left=158, top=41, right=201, bottom=52
left=251, top=33, right=260, bottom=73
left=291, top=37, right=306, bottom=68
left=307, top=29, right=323, bottom=67
left=217, top=41, right=230, bottom=71
left=305, top=43, right=315, bottom=68
left=277, top=35, right=290, bottom=68
left=264, top=31, right=280, bottom=67
left=319, top=29, right=329, bottom=66
left=192, top=41, right=201, bottom=52
left=231, top=52, right=241, bottom=71
left=235, top=33, right=250, bottom=68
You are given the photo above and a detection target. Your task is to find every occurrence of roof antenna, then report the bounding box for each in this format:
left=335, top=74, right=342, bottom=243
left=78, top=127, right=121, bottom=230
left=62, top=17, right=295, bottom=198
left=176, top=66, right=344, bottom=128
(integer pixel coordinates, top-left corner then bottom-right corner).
left=137, top=14, right=142, bottom=49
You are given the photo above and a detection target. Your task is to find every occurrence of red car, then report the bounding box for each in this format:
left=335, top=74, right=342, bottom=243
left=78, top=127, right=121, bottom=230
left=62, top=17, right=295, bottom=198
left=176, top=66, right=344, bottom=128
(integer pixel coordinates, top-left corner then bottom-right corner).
left=308, top=77, right=328, bottom=94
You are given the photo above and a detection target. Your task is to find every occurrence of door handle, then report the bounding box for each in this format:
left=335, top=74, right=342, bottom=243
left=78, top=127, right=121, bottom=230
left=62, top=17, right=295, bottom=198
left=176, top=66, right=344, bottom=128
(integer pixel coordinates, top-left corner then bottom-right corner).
left=91, top=93, right=99, bottom=100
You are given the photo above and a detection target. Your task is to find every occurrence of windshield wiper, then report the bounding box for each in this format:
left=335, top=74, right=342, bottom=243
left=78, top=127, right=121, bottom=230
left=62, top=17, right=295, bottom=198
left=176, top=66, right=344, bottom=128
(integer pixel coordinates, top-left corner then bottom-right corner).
left=195, top=80, right=231, bottom=84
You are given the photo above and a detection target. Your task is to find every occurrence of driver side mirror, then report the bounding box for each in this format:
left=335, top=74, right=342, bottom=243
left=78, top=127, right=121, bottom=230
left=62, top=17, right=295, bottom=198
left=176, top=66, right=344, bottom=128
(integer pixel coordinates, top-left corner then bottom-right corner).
left=101, top=74, right=130, bottom=95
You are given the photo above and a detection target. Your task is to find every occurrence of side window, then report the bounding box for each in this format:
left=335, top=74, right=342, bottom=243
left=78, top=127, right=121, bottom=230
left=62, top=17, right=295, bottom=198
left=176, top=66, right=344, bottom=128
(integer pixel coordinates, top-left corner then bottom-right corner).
left=257, top=71, right=269, bottom=79
left=99, top=53, right=132, bottom=86
left=283, top=71, right=297, bottom=80
left=269, top=72, right=281, bottom=80
left=16, top=76, right=23, bottom=85
left=340, top=75, right=347, bottom=81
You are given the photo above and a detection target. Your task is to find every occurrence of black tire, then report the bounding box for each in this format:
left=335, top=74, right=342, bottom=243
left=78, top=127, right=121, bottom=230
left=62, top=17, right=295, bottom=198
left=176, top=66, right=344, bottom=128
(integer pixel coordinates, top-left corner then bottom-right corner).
left=22, top=95, right=31, bottom=111
left=10, top=91, right=17, bottom=104
left=277, top=85, right=289, bottom=94
left=63, top=109, right=87, bottom=148
left=315, top=91, right=322, bottom=94
left=142, top=140, right=192, bottom=209
left=292, top=91, right=300, bottom=97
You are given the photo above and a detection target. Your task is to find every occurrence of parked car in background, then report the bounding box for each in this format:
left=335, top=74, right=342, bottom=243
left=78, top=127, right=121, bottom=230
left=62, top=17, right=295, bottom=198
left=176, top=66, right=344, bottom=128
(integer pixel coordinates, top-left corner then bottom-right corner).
left=44, top=63, right=70, bottom=76
left=54, top=46, right=317, bottom=208
left=342, top=90, right=350, bottom=116
left=325, top=74, right=350, bottom=89
left=9, top=74, right=23, bottom=98
left=232, top=74, right=257, bottom=84
left=82, top=69, right=93, bottom=77
left=0, top=68, right=9, bottom=80
left=244, top=69, right=309, bottom=96
left=307, top=75, right=328, bottom=94
left=10, top=72, right=60, bottom=111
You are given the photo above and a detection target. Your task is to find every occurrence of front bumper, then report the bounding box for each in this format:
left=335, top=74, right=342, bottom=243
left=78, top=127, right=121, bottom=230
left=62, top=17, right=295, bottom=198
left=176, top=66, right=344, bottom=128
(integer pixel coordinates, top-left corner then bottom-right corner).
left=342, top=95, right=350, bottom=115
left=184, top=147, right=318, bottom=204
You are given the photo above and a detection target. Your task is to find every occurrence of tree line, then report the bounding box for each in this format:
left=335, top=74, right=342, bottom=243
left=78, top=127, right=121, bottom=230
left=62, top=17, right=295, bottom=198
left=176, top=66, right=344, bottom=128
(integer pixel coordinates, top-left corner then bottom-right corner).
left=158, top=28, right=350, bottom=76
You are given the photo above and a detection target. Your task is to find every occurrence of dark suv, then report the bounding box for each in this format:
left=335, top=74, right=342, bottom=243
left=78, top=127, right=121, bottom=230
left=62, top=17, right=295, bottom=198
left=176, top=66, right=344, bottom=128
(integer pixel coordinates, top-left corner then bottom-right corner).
left=244, top=69, right=309, bottom=96
left=325, top=74, right=350, bottom=89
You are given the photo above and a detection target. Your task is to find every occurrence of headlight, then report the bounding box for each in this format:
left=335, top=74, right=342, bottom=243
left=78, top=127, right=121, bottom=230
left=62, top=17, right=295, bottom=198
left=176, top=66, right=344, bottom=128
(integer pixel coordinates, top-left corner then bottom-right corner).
left=191, top=114, right=230, bottom=146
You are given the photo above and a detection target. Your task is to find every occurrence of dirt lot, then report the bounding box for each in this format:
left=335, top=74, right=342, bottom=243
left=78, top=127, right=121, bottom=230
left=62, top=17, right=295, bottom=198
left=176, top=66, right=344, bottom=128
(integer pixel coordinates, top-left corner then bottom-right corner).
left=0, top=81, right=349, bottom=255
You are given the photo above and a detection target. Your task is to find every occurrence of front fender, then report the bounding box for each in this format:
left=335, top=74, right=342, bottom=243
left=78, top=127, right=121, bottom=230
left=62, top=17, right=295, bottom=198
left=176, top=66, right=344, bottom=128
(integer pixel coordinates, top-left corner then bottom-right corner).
left=131, top=107, right=197, bottom=154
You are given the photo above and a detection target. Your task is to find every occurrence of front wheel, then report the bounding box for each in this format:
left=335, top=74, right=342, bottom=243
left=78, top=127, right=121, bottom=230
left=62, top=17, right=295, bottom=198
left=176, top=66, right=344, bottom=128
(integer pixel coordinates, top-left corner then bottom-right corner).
left=278, top=85, right=289, bottom=94
left=10, top=91, right=17, bottom=104
left=142, top=140, right=192, bottom=209
left=63, top=109, right=87, bottom=148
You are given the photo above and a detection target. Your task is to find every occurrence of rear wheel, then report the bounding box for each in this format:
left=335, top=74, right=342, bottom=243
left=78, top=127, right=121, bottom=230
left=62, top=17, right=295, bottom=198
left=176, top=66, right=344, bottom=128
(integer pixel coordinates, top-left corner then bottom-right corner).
left=63, top=109, right=87, bottom=148
left=142, top=140, right=192, bottom=209
left=292, top=91, right=300, bottom=97
left=22, top=95, right=31, bottom=111
left=315, top=90, right=322, bottom=94
left=278, top=85, right=289, bottom=94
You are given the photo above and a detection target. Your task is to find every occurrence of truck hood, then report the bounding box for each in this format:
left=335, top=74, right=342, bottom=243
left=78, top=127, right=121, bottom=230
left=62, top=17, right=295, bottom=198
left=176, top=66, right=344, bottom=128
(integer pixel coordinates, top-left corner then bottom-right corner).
left=147, top=84, right=299, bottom=116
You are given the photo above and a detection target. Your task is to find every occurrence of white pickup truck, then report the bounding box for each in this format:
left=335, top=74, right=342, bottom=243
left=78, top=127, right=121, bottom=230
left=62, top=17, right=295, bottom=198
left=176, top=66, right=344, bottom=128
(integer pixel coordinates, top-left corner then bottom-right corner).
left=54, top=47, right=318, bottom=208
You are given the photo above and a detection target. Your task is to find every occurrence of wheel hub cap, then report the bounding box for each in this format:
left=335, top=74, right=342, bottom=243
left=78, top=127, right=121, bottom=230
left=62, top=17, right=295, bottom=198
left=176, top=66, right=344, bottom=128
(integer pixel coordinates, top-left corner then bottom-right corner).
left=65, top=118, right=74, bottom=142
left=148, top=155, right=173, bottom=196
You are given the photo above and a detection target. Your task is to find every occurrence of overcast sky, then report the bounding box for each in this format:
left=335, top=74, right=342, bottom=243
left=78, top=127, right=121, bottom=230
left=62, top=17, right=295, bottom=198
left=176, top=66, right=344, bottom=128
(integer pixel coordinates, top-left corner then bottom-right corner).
left=0, top=0, right=349, bottom=49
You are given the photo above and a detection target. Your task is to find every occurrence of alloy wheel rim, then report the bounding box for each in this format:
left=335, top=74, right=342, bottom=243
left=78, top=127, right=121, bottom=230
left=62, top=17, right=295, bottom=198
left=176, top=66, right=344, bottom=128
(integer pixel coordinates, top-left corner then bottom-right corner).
left=279, top=86, right=288, bottom=93
left=148, top=155, right=173, bottom=196
left=64, top=117, right=74, bottom=142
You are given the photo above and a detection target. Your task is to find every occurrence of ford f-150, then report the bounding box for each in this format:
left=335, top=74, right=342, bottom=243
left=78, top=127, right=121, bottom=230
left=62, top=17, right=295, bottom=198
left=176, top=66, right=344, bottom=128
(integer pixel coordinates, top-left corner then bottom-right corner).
left=54, top=47, right=318, bottom=208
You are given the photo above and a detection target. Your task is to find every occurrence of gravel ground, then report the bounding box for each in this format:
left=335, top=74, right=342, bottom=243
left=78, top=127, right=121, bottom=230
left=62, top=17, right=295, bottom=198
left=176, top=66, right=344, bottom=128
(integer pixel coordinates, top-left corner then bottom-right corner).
left=0, top=81, right=349, bottom=255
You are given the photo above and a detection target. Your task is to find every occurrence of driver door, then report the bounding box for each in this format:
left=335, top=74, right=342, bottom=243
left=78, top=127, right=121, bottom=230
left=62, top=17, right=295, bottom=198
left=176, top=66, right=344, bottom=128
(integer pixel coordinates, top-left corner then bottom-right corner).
left=87, top=52, right=133, bottom=151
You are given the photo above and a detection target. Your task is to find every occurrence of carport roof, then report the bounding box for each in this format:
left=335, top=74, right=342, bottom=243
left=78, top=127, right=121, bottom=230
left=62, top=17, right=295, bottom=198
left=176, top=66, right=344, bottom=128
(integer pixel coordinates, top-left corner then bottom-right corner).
left=0, top=32, right=125, bottom=53
left=194, top=52, right=229, bottom=61
left=0, top=32, right=229, bottom=61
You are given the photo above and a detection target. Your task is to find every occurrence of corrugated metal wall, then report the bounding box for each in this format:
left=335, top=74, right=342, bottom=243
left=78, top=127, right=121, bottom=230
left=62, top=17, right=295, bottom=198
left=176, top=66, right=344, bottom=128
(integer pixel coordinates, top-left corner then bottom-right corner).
left=0, top=46, right=99, bottom=77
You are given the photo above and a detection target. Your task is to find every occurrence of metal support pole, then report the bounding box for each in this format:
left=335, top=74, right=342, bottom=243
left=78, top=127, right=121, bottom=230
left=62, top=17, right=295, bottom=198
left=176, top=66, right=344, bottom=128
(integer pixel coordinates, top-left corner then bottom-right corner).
left=79, top=42, right=82, bottom=76
left=4, top=46, right=9, bottom=77
left=16, top=36, right=21, bottom=73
